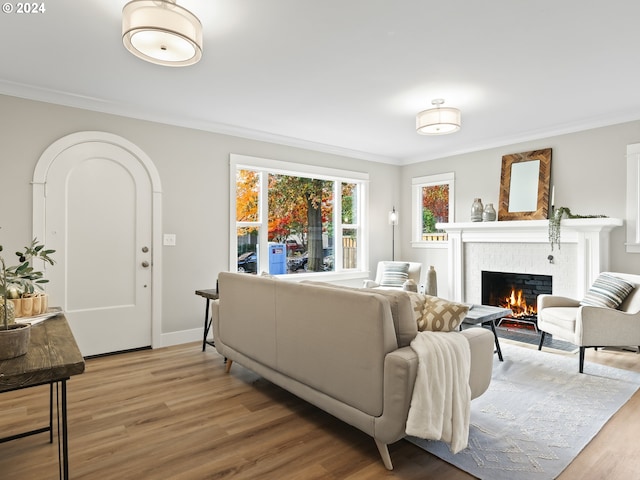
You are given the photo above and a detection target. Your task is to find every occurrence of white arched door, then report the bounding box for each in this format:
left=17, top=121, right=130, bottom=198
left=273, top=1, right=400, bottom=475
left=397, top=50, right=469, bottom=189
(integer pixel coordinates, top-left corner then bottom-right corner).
left=33, top=132, right=162, bottom=357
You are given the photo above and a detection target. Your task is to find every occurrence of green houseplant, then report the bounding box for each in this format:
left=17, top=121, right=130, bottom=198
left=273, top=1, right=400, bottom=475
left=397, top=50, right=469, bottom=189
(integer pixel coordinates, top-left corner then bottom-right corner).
left=0, top=236, right=55, bottom=360
left=548, top=207, right=607, bottom=250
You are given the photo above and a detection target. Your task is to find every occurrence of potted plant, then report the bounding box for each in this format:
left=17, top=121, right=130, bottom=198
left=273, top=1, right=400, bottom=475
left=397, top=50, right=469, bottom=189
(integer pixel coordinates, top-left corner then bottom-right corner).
left=548, top=207, right=607, bottom=250
left=0, top=236, right=55, bottom=360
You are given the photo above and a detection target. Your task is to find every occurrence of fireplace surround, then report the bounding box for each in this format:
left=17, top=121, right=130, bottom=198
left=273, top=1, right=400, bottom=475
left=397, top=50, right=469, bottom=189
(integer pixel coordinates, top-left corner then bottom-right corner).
left=438, top=218, right=623, bottom=303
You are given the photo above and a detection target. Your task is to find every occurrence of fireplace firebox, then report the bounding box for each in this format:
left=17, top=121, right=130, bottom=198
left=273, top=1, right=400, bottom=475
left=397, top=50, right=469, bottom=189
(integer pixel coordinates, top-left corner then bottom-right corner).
left=481, top=270, right=552, bottom=330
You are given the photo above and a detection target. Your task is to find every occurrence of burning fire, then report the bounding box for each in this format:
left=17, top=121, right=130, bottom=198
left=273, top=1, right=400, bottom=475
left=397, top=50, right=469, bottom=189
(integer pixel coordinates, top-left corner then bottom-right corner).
left=500, top=288, right=537, bottom=318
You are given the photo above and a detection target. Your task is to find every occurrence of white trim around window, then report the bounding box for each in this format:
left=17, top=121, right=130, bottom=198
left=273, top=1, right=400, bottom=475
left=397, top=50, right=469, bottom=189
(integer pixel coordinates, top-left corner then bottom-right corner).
left=229, top=154, right=370, bottom=280
left=411, top=172, right=454, bottom=249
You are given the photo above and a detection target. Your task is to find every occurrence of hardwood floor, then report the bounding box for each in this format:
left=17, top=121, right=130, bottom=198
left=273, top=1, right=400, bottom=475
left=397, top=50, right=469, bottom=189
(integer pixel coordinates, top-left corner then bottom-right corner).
left=1, top=339, right=639, bottom=479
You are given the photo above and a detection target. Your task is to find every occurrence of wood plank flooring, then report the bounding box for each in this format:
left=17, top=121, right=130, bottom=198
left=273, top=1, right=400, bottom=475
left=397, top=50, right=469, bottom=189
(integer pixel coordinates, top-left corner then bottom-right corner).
left=1, top=339, right=639, bottom=479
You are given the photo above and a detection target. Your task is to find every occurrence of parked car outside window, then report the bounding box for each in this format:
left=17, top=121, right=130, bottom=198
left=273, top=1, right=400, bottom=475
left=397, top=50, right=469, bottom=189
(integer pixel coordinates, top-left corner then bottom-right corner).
left=285, top=239, right=304, bottom=253
left=237, top=251, right=257, bottom=273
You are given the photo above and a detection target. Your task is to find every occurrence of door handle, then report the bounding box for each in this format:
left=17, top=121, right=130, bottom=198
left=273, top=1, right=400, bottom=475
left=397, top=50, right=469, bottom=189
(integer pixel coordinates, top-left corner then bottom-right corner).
left=141, top=261, right=150, bottom=268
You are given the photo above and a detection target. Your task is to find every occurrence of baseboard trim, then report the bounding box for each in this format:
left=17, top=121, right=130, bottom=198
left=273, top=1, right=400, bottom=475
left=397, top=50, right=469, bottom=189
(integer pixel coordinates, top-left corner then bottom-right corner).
left=160, top=327, right=207, bottom=348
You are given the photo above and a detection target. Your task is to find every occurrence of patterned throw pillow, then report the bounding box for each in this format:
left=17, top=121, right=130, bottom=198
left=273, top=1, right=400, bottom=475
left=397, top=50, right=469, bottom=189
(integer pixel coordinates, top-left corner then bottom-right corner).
left=580, top=273, right=635, bottom=309
left=406, top=292, right=470, bottom=332
left=420, top=295, right=470, bottom=332
left=406, top=291, right=428, bottom=326
left=379, top=262, right=410, bottom=287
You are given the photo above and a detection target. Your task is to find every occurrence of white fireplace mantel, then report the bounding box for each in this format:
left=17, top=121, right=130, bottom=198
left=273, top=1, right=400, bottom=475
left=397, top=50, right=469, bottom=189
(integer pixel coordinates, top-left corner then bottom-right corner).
left=437, top=218, right=624, bottom=302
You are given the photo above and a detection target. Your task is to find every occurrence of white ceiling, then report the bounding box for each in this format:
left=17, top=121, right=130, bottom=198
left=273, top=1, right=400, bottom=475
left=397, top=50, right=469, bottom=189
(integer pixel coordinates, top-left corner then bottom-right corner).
left=2, top=1, right=639, bottom=165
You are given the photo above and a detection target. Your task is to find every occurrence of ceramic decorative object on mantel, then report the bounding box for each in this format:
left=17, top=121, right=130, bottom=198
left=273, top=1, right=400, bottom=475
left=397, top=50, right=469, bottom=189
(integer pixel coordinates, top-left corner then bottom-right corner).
left=0, top=235, right=56, bottom=360
left=470, top=198, right=484, bottom=222
left=425, top=265, right=438, bottom=296
left=482, top=203, right=497, bottom=222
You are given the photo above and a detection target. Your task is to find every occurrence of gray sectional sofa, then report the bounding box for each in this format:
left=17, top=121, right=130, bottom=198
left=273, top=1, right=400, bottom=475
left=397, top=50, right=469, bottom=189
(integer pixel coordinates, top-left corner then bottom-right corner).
left=212, top=272, right=494, bottom=469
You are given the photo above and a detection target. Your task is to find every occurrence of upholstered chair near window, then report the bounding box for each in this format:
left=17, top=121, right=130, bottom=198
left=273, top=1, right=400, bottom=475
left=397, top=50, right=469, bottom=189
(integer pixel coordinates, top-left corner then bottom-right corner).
left=537, top=272, right=640, bottom=373
left=363, top=261, right=422, bottom=291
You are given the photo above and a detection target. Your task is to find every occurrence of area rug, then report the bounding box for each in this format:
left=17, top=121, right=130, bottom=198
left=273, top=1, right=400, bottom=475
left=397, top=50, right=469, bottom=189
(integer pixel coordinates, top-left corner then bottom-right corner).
left=406, top=343, right=640, bottom=480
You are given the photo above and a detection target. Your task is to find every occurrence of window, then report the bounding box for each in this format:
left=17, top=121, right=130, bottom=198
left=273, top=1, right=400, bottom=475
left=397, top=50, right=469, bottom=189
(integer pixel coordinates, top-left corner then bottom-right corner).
left=627, top=143, right=640, bottom=253
left=231, top=154, right=368, bottom=276
left=411, top=172, right=454, bottom=247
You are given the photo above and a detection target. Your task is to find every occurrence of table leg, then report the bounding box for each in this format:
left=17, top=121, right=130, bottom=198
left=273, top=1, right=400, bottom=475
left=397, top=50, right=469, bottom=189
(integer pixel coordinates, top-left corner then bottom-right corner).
left=202, top=298, right=211, bottom=351
left=49, top=382, right=54, bottom=443
left=486, top=320, right=504, bottom=361
left=62, top=379, right=69, bottom=480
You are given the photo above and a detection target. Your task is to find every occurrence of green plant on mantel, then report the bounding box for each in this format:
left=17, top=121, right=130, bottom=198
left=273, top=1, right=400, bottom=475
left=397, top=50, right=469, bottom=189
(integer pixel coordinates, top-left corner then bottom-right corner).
left=548, top=207, right=607, bottom=251
left=1, top=235, right=56, bottom=330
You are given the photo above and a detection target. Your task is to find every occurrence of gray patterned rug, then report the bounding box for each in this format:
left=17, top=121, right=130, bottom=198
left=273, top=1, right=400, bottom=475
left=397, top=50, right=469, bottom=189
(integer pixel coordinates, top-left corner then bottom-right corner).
left=406, top=342, right=640, bottom=480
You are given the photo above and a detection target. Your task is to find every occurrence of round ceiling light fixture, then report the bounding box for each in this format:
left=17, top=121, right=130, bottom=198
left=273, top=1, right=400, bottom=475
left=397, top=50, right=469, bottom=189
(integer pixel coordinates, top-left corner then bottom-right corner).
left=416, top=99, right=461, bottom=135
left=122, top=0, right=203, bottom=67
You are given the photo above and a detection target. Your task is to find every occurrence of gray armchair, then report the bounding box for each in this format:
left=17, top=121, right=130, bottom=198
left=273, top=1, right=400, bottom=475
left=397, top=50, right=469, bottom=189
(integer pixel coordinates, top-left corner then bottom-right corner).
left=537, top=272, right=640, bottom=373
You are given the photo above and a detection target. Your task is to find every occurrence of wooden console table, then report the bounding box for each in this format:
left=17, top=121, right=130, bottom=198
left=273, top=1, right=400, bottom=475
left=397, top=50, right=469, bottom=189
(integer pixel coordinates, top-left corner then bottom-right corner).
left=0, top=315, right=85, bottom=480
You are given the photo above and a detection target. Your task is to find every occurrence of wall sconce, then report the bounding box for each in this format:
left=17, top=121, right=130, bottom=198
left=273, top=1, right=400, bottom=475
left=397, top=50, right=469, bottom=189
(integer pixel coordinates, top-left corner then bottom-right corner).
left=389, top=207, right=398, bottom=260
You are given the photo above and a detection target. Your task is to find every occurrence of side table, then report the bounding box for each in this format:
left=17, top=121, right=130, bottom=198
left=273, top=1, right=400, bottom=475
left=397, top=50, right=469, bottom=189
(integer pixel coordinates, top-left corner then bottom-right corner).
left=460, top=304, right=512, bottom=361
left=196, top=289, right=219, bottom=351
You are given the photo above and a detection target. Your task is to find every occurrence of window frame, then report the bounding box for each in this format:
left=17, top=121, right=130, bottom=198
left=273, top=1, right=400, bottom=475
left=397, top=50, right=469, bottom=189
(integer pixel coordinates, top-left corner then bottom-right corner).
left=627, top=143, right=640, bottom=253
left=230, top=154, right=369, bottom=279
left=411, top=172, right=455, bottom=249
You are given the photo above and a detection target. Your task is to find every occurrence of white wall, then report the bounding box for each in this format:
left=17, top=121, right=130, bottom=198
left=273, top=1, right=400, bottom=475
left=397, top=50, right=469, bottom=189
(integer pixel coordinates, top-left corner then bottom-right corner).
left=3, top=92, right=638, bottom=340
left=399, top=121, right=640, bottom=297
left=0, top=94, right=399, bottom=342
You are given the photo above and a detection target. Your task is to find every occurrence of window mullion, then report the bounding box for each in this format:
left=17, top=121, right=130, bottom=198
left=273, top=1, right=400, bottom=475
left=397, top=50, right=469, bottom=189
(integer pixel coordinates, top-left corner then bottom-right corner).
left=258, top=171, right=269, bottom=273
left=334, top=181, right=343, bottom=271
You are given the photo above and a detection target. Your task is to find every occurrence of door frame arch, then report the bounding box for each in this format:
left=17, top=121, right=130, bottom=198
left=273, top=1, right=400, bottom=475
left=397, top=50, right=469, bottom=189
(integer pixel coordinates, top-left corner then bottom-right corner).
left=32, top=131, right=163, bottom=349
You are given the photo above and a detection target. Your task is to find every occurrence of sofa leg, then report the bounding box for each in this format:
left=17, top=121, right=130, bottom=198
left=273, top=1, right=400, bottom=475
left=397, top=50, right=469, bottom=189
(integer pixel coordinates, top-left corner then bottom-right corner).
left=374, top=440, right=393, bottom=470
left=538, top=331, right=546, bottom=350
left=225, top=359, right=233, bottom=373
left=579, top=347, right=585, bottom=373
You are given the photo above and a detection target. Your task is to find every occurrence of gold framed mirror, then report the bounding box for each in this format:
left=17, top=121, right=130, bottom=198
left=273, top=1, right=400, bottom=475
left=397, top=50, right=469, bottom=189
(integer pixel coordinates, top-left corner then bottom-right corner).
left=498, top=148, right=552, bottom=221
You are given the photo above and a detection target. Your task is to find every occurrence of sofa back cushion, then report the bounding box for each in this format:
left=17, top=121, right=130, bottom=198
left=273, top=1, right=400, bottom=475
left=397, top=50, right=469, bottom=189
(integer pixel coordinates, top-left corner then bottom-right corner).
left=301, top=280, right=418, bottom=348
left=217, top=273, right=398, bottom=417
left=275, top=282, right=397, bottom=416
left=360, top=288, right=418, bottom=347
left=218, top=272, right=278, bottom=367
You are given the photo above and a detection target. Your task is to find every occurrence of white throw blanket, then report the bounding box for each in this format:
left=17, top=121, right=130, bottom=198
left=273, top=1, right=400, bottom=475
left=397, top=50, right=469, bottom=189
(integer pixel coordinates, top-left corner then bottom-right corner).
left=405, top=331, right=471, bottom=453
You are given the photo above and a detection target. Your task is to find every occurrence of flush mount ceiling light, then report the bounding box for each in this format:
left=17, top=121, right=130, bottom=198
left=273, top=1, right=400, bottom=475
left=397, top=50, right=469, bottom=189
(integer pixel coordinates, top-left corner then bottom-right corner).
left=122, top=0, right=203, bottom=67
left=416, top=99, right=461, bottom=135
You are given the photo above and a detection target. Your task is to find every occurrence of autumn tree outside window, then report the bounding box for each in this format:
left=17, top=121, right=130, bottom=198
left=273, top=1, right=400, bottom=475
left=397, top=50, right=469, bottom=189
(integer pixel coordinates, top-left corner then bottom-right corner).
left=411, top=173, right=454, bottom=246
left=231, top=154, right=368, bottom=276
